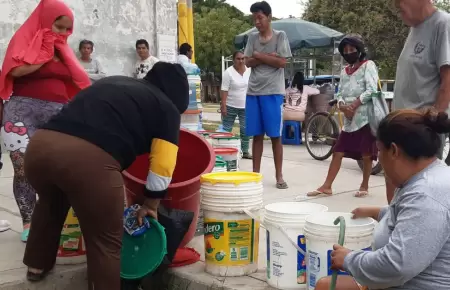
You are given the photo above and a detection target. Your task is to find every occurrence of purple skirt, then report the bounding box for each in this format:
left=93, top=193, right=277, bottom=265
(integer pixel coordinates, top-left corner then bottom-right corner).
left=333, top=124, right=378, bottom=161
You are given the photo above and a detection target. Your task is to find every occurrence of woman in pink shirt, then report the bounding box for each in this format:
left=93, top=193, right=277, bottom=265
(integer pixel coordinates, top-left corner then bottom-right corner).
left=284, top=72, right=319, bottom=122
left=0, top=0, right=89, bottom=243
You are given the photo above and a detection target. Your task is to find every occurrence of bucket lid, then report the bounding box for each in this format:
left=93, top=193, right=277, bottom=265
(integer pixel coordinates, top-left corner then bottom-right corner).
left=197, top=130, right=214, bottom=136
left=210, top=133, right=236, bottom=139
left=215, top=156, right=224, bottom=161
left=305, top=212, right=375, bottom=229
left=265, top=202, right=328, bottom=216
left=214, top=147, right=239, bottom=155
left=201, top=171, right=262, bottom=185
left=120, top=218, right=167, bottom=280
left=183, top=110, right=201, bottom=115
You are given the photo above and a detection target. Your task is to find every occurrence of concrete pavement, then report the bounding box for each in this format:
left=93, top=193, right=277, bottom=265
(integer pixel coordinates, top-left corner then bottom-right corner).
left=0, top=143, right=388, bottom=289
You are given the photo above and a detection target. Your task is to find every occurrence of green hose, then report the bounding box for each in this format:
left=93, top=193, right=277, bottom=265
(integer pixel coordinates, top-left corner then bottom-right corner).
left=330, top=216, right=346, bottom=290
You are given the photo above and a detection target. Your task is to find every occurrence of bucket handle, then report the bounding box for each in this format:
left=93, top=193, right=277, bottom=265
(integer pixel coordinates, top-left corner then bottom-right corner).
left=330, top=216, right=346, bottom=290
left=243, top=208, right=266, bottom=229
left=243, top=209, right=306, bottom=256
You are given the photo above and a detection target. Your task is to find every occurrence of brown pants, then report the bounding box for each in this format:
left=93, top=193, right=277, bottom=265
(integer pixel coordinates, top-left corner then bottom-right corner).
left=23, top=129, right=124, bottom=290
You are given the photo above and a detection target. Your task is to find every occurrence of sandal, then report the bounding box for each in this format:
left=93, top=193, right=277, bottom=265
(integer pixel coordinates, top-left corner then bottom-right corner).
left=276, top=181, right=289, bottom=189
left=242, top=152, right=253, bottom=159
left=307, top=190, right=332, bottom=197
left=354, top=190, right=369, bottom=198
left=21, top=228, right=30, bottom=243
left=27, top=268, right=52, bottom=282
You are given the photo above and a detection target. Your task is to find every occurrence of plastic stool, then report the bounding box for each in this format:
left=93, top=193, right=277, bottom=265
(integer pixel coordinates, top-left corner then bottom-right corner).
left=282, top=120, right=302, bottom=145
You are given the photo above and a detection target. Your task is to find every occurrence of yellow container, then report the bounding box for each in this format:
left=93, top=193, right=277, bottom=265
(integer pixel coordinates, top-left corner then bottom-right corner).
left=200, top=172, right=263, bottom=277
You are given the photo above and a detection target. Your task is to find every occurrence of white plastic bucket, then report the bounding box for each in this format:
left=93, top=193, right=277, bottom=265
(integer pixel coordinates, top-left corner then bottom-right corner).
left=188, top=75, right=202, bottom=109
left=200, top=172, right=263, bottom=277
left=181, top=123, right=199, bottom=131
left=211, top=134, right=242, bottom=156
left=181, top=112, right=200, bottom=124
left=264, top=202, right=328, bottom=290
left=304, top=212, right=375, bottom=290
left=214, top=147, right=239, bottom=171
left=213, top=160, right=227, bottom=172
left=181, top=111, right=200, bottom=131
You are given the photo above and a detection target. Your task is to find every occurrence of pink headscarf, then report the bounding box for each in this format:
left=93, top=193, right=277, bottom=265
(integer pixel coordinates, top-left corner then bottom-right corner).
left=0, top=0, right=90, bottom=100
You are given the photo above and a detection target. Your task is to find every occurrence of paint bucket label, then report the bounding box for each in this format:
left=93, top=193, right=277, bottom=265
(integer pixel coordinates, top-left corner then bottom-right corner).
left=266, top=230, right=271, bottom=279
left=308, top=246, right=371, bottom=288
left=326, top=247, right=371, bottom=276
left=204, top=218, right=259, bottom=266
left=267, top=232, right=307, bottom=284
left=297, top=235, right=307, bottom=284
left=196, top=83, right=201, bottom=103
left=226, top=160, right=237, bottom=171
left=57, top=208, right=85, bottom=258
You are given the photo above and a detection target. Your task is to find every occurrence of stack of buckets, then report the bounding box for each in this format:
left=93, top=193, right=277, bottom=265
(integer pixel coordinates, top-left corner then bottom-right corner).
left=210, top=133, right=241, bottom=172
left=213, top=156, right=227, bottom=172
left=198, top=177, right=376, bottom=290
left=181, top=73, right=203, bottom=131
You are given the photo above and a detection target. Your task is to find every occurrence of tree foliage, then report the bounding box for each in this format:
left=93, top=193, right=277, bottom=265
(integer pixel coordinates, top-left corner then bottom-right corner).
left=302, top=0, right=450, bottom=78
left=194, top=2, right=252, bottom=74
left=302, top=0, right=408, bottom=78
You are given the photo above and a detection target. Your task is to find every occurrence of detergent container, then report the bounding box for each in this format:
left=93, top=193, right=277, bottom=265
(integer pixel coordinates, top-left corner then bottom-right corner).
left=56, top=208, right=86, bottom=265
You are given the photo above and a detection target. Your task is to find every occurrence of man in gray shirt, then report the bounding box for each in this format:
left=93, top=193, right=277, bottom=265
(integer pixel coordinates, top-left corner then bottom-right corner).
left=394, top=0, right=450, bottom=113
left=244, top=1, right=292, bottom=189
left=388, top=0, right=450, bottom=202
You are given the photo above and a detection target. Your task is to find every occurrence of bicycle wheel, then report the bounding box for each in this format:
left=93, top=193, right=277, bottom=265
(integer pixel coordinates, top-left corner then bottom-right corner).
left=305, top=112, right=340, bottom=161
left=357, top=159, right=383, bottom=175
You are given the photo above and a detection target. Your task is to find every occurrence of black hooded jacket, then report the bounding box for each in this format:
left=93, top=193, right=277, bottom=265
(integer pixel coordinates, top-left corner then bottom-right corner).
left=43, top=62, right=189, bottom=198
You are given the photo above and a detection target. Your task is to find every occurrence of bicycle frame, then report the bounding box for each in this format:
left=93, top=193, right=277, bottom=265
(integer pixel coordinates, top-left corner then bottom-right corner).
left=329, top=105, right=344, bottom=130
left=312, top=103, right=344, bottom=145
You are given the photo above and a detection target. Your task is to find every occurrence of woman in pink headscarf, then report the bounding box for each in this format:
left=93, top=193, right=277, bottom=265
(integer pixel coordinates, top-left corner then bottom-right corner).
left=0, top=0, right=90, bottom=243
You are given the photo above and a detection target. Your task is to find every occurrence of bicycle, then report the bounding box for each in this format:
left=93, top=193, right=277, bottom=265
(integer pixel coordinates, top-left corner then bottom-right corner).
left=304, top=99, right=383, bottom=175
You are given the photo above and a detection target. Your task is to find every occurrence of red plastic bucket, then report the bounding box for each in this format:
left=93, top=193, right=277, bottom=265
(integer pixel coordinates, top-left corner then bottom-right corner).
left=122, top=129, right=215, bottom=247
left=210, top=133, right=234, bottom=138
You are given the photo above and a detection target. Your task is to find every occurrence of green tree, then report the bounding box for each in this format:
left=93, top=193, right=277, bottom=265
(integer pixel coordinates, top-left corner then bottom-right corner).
left=303, top=0, right=450, bottom=78
left=435, top=0, right=450, bottom=12
left=194, top=6, right=252, bottom=73
left=303, top=0, right=409, bottom=78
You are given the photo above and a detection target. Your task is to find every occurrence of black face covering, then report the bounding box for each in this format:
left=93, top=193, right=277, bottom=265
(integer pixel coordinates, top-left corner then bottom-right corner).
left=343, top=52, right=359, bottom=65
left=144, top=62, right=189, bottom=114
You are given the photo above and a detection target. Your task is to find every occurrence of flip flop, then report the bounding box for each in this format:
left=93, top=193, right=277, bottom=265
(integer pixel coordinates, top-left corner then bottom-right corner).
left=307, top=190, right=332, bottom=197
left=0, top=220, right=11, bottom=232
left=276, top=182, right=289, bottom=189
left=354, top=190, right=369, bottom=198
left=27, top=267, right=53, bottom=282
left=21, top=228, right=30, bottom=243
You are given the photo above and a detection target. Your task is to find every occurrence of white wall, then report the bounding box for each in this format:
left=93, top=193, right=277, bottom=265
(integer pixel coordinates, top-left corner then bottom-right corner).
left=0, top=0, right=177, bottom=76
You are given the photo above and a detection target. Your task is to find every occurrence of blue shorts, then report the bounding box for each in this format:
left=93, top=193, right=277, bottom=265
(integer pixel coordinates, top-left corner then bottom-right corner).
left=245, top=94, right=284, bottom=138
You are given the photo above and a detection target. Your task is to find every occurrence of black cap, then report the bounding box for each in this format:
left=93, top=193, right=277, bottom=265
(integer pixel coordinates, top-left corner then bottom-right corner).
left=144, top=62, right=189, bottom=114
